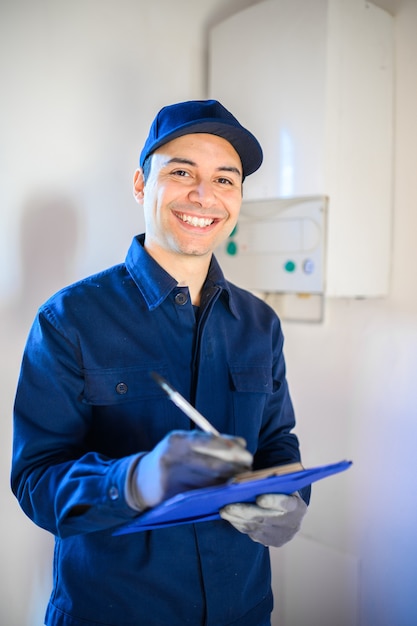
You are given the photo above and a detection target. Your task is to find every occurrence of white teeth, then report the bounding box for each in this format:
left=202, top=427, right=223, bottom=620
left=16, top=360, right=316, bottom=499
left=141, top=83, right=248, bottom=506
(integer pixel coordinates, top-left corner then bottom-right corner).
left=178, top=213, right=214, bottom=228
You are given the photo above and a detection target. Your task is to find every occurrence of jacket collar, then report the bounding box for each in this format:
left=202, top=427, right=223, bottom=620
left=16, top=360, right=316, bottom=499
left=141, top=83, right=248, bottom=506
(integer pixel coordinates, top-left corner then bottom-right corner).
left=125, top=234, right=239, bottom=318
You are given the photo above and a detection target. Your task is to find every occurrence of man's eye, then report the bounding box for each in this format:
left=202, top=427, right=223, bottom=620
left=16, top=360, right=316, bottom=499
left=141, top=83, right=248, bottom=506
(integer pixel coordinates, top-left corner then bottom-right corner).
left=217, top=177, right=233, bottom=185
left=172, top=169, right=189, bottom=177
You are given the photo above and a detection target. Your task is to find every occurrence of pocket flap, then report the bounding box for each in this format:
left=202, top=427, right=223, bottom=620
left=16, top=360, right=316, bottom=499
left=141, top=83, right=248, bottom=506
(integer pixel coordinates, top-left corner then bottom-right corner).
left=229, top=366, right=273, bottom=393
left=83, top=365, right=168, bottom=405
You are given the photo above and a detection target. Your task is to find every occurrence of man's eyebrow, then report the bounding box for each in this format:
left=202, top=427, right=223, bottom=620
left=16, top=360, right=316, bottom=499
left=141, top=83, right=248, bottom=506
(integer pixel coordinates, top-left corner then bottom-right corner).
left=165, top=157, right=197, bottom=167
left=218, top=165, right=242, bottom=177
left=164, top=157, right=242, bottom=178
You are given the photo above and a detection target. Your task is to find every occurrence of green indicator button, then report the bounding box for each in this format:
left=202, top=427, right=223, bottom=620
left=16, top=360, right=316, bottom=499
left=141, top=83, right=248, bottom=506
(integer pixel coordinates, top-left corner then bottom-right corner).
left=284, top=260, right=296, bottom=273
left=226, top=241, right=238, bottom=256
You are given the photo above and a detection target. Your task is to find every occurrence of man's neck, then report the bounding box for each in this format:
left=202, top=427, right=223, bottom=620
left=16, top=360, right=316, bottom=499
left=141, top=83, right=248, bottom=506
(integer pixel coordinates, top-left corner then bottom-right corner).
left=144, top=242, right=211, bottom=306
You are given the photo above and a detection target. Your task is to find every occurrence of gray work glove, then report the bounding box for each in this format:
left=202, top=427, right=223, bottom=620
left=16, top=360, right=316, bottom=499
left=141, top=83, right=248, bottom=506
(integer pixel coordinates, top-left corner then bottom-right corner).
left=127, top=430, right=253, bottom=510
left=220, top=492, right=307, bottom=547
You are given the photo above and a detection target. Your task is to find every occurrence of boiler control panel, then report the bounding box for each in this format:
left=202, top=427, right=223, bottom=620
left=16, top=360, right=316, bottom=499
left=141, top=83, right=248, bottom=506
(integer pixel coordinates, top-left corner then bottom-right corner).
left=215, top=196, right=327, bottom=294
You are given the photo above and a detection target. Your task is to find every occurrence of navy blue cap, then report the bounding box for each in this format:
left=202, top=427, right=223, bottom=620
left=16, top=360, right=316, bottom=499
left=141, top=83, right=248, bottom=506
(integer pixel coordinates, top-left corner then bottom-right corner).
left=139, top=99, right=263, bottom=179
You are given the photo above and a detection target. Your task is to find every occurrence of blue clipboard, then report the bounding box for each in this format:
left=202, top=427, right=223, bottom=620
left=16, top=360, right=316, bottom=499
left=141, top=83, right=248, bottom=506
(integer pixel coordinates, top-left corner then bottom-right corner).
left=114, top=460, right=352, bottom=535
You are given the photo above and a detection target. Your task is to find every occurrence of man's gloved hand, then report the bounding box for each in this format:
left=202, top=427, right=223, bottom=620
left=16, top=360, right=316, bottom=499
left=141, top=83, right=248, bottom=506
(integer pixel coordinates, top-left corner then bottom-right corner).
left=126, top=430, right=253, bottom=510
left=220, top=492, right=307, bottom=547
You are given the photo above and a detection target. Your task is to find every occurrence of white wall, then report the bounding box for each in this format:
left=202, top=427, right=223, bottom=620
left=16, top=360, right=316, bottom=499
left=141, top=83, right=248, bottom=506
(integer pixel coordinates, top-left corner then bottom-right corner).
left=272, top=2, right=417, bottom=624
left=1, top=1, right=416, bottom=625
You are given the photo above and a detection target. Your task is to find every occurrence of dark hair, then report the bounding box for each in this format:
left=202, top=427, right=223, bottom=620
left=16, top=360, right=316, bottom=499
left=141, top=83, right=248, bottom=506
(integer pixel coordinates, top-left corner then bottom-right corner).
left=142, top=155, right=152, bottom=184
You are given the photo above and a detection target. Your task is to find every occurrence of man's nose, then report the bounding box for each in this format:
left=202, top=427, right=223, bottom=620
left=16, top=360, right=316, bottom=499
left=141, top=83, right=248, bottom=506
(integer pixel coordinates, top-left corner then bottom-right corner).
left=188, top=180, right=216, bottom=207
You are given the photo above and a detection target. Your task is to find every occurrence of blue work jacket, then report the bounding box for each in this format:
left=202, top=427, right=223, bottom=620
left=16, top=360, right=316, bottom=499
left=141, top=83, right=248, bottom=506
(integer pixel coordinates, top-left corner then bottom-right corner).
left=12, top=234, right=309, bottom=626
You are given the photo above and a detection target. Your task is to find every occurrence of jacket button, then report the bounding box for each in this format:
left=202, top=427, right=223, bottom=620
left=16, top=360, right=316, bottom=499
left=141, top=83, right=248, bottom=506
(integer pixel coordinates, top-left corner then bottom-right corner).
left=109, top=486, right=119, bottom=501
left=174, top=292, right=188, bottom=305
left=116, top=382, right=128, bottom=395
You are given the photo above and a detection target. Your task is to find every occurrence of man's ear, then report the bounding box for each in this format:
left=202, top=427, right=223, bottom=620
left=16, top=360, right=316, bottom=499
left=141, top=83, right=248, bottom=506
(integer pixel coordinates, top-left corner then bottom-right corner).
left=133, top=168, right=145, bottom=204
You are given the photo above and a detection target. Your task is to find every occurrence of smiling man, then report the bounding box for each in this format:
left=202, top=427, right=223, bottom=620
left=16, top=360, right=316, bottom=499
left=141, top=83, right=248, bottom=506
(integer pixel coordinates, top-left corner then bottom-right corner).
left=11, top=100, right=310, bottom=626
left=134, top=132, right=244, bottom=303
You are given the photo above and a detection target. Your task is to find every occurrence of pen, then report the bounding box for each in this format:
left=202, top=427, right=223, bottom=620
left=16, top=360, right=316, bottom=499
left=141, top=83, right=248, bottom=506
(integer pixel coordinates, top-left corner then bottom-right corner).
left=150, top=371, right=221, bottom=437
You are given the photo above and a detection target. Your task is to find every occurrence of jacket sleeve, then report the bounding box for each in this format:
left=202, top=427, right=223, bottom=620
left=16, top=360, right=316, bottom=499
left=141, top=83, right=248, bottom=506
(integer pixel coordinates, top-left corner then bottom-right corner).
left=11, top=307, right=139, bottom=539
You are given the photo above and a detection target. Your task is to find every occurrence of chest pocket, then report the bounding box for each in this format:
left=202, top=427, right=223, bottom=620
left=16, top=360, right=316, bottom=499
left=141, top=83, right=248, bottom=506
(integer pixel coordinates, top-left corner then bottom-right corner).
left=229, top=365, right=277, bottom=451
left=81, top=365, right=186, bottom=455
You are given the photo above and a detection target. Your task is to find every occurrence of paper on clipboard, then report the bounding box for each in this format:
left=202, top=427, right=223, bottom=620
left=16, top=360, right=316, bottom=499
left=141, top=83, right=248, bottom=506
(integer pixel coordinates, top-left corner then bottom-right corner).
left=113, top=459, right=352, bottom=535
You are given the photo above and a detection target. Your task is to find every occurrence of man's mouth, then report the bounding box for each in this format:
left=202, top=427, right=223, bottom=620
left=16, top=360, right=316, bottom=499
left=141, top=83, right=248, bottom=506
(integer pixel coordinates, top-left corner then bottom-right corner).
left=175, top=212, right=215, bottom=228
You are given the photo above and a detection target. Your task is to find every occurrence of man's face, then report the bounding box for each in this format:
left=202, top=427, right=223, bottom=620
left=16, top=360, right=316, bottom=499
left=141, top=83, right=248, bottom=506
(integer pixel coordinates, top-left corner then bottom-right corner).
left=135, top=133, right=243, bottom=261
